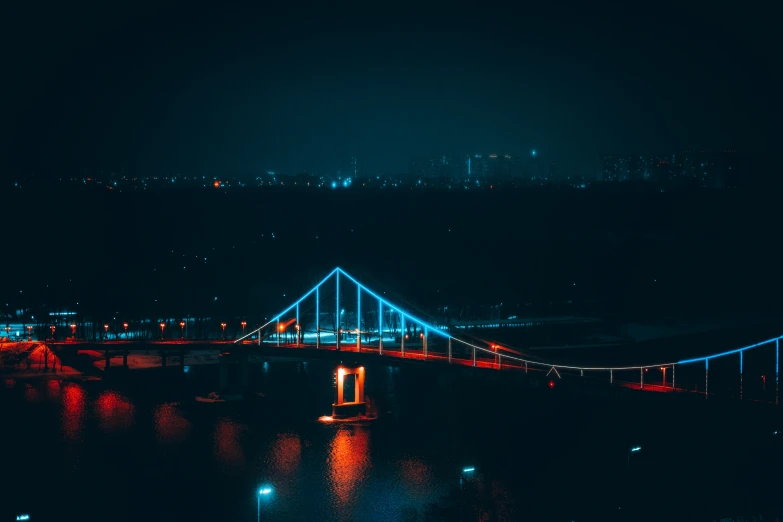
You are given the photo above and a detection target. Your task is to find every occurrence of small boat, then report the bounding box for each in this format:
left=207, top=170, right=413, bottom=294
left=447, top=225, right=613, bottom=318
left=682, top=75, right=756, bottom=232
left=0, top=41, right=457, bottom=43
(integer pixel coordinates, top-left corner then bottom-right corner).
left=195, top=392, right=254, bottom=403
left=195, top=391, right=228, bottom=403
left=195, top=396, right=225, bottom=403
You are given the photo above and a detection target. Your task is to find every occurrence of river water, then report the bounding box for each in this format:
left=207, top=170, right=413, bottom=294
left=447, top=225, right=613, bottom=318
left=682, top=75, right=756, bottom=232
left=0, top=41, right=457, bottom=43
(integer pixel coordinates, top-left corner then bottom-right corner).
left=1, top=360, right=780, bottom=521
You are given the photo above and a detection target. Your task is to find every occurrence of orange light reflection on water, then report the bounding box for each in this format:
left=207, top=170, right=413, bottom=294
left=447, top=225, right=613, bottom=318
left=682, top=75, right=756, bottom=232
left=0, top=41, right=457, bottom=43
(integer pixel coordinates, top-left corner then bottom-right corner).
left=269, top=433, right=302, bottom=476
left=398, top=457, right=432, bottom=495
left=153, top=403, right=191, bottom=444
left=46, top=379, right=62, bottom=400
left=94, top=390, right=135, bottom=433
left=213, top=417, right=246, bottom=471
left=327, top=426, right=371, bottom=506
left=24, top=383, right=40, bottom=402
left=62, top=383, right=86, bottom=441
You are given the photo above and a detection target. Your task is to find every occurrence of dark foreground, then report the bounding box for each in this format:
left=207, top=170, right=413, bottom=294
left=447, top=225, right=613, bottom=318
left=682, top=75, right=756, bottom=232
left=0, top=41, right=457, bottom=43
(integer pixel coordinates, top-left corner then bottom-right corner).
left=0, top=360, right=780, bottom=522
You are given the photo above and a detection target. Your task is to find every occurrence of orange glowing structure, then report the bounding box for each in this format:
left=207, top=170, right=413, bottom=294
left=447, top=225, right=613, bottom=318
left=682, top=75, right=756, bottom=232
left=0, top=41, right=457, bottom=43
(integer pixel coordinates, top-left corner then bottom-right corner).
left=179, top=321, right=186, bottom=338
left=213, top=180, right=221, bottom=188
left=159, top=322, right=166, bottom=340
left=123, top=322, right=129, bottom=338
left=332, top=365, right=366, bottom=419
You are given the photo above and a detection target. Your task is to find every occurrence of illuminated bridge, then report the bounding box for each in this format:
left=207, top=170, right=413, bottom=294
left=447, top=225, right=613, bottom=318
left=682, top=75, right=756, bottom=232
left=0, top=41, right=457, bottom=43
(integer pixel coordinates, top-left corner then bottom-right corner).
left=235, top=268, right=780, bottom=405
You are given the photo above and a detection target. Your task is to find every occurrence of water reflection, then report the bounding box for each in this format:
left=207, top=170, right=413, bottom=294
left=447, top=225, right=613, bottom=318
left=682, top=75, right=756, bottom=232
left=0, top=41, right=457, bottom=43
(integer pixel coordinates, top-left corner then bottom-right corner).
left=398, top=456, right=432, bottom=496
left=62, top=383, right=86, bottom=442
left=327, top=426, right=371, bottom=507
left=46, top=379, right=62, bottom=400
left=94, top=390, right=135, bottom=433
left=4, top=378, right=16, bottom=388
left=213, top=417, right=246, bottom=471
left=153, top=403, right=191, bottom=444
left=268, top=433, right=302, bottom=476
left=24, top=383, right=40, bottom=402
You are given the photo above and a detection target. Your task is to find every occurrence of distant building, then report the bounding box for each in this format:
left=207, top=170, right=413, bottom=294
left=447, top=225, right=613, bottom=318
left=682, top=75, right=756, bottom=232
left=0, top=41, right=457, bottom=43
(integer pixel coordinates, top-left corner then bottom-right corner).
left=409, top=155, right=456, bottom=180
left=598, top=150, right=742, bottom=188
left=337, top=156, right=357, bottom=180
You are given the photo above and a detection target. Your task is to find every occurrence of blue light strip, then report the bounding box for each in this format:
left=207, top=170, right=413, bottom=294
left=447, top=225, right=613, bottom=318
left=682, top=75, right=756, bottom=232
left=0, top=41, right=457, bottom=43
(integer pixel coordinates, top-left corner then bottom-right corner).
left=336, top=270, right=340, bottom=340
left=378, top=299, right=383, bottom=355
left=338, top=269, right=451, bottom=339
left=233, top=268, right=339, bottom=343
left=357, top=284, right=361, bottom=347
left=237, top=268, right=783, bottom=378
left=316, top=286, right=320, bottom=349
left=678, top=336, right=783, bottom=365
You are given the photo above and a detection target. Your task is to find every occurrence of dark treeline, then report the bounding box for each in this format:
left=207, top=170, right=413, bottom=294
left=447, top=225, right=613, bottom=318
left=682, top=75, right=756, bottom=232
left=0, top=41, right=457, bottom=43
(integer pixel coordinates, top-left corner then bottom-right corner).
left=3, top=185, right=781, bottom=337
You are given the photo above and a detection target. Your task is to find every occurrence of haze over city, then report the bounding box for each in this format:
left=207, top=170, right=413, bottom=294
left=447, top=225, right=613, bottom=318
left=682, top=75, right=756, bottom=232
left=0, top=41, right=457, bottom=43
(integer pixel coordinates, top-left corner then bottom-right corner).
left=1, top=3, right=780, bottom=522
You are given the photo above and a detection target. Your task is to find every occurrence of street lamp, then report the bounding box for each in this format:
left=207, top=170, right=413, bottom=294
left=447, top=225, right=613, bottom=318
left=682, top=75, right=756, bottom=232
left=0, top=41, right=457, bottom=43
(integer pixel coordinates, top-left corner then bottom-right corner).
left=661, top=367, right=667, bottom=388
left=160, top=322, right=166, bottom=340
left=221, top=322, right=227, bottom=339
left=460, top=466, right=475, bottom=492
left=71, top=323, right=77, bottom=340
left=180, top=321, right=186, bottom=339
left=49, top=325, right=55, bottom=340
left=123, top=322, right=129, bottom=339
left=241, top=321, right=247, bottom=335
left=257, top=485, right=273, bottom=522
left=628, top=446, right=642, bottom=469
left=27, top=325, right=33, bottom=341
left=104, top=324, right=109, bottom=341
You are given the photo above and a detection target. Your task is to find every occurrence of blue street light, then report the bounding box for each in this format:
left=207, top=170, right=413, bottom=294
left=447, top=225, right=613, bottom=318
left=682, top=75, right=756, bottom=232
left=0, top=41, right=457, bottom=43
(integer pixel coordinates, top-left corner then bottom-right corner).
left=462, top=467, right=475, bottom=473
left=628, top=446, right=641, bottom=469
left=257, top=485, right=273, bottom=522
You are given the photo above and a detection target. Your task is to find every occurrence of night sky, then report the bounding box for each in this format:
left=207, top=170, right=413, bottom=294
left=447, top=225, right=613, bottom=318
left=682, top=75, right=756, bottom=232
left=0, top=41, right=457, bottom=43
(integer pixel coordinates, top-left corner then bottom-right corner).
left=3, top=2, right=775, bottom=179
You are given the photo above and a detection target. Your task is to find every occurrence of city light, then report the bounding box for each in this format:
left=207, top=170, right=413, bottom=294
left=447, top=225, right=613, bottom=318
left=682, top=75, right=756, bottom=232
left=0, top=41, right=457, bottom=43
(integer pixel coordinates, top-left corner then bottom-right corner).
left=462, top=467, right=475, bottom=473
left=630, top=446, right=642, bottom=452
left=16, top=515, right=29, bottom=521
left=259, top=487, right=272, bottom=495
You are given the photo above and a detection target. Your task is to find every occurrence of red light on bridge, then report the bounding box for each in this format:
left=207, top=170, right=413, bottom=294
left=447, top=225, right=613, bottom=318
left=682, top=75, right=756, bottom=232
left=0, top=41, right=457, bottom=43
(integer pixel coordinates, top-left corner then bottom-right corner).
left=548, top=380, right=556, bottom=389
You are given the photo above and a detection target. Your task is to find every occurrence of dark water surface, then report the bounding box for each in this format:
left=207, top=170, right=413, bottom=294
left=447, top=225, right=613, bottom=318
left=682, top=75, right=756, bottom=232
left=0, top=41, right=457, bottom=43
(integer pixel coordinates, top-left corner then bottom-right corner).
left=1, top=361, right=781, bottom=521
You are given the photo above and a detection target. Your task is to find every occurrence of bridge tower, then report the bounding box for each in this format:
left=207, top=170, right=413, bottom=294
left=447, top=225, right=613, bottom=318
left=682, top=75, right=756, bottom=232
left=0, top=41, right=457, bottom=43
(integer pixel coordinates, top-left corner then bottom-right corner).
left=332, top=365, right=366, bottom=418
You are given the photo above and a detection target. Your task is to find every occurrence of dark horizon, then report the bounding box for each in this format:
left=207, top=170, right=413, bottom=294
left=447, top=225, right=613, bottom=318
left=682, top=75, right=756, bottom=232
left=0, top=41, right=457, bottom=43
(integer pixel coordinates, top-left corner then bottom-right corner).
left=3, top=2, right=776, bottom=183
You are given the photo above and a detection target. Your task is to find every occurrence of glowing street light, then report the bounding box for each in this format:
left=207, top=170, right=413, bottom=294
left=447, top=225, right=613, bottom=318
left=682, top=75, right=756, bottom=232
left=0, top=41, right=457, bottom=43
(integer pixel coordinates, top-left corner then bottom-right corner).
left=71, top=323, right=77, bottom=339
left=221, top=322, right=227, bottom=339
left=241, top=321, right=247, bottom=335
left=257, top=485, right=273, bottom=522
left=123, top=322, right=129, bottom=339
left=27, top=325, right=33, bottom=341
left=661, top=366, right=667, bottom=388
left=628, top=446, right=642, bottom=469
left=49, top=325, right=55, bottom=339
left=104, top=324, right=109, bottom=340
left=160, top=322, right=166, bottom=340
left=180, top=321, right=186, bottom=339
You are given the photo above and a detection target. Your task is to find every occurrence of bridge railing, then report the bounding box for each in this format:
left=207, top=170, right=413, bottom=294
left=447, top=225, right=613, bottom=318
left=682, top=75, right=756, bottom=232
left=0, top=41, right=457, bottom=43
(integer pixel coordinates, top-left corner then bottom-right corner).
left=233, top=267, right=781, bottom=405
